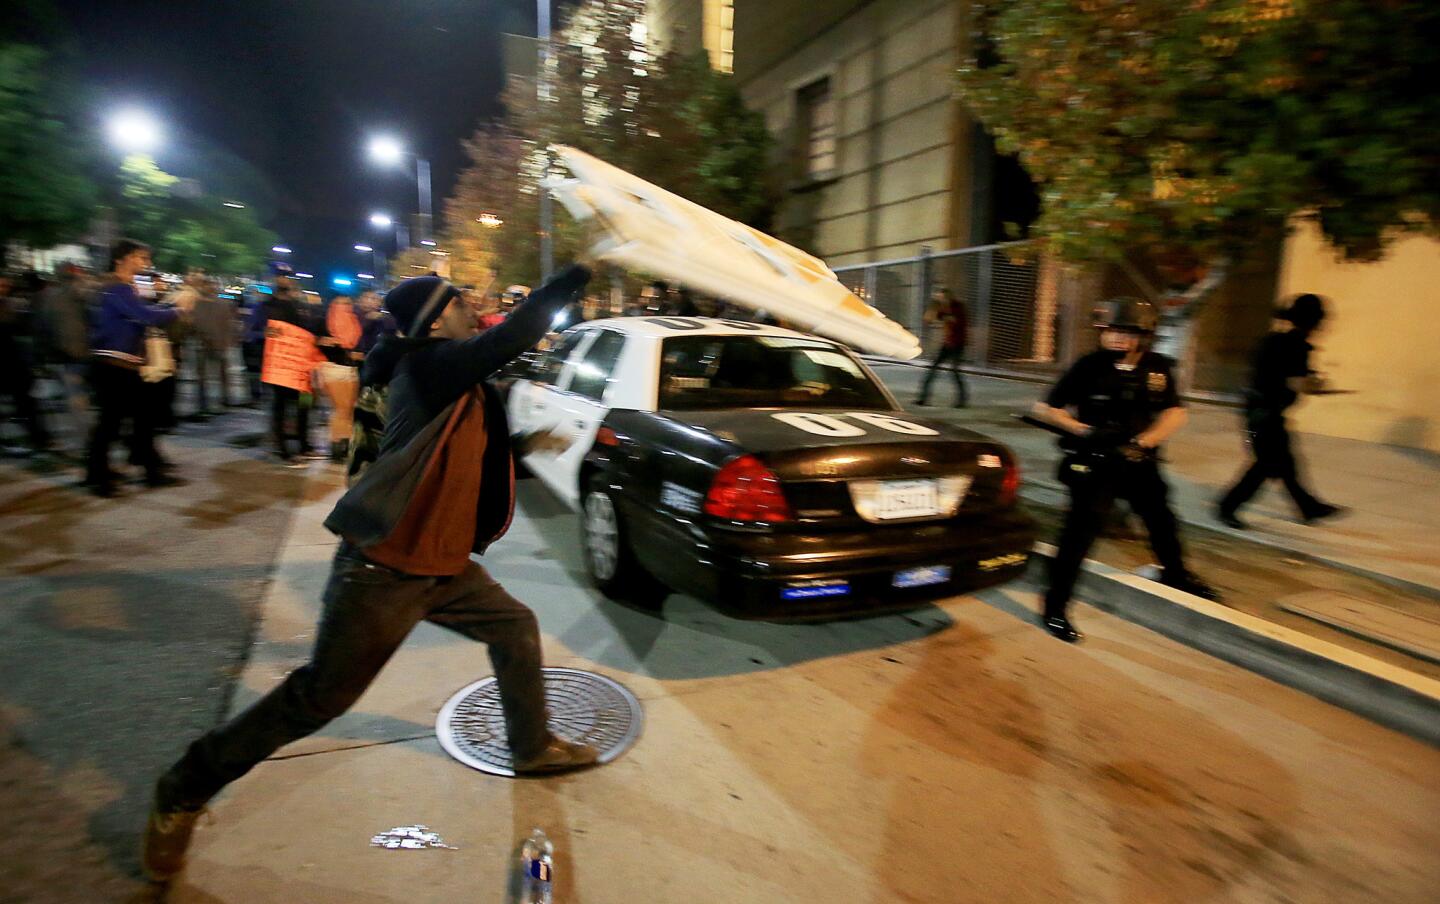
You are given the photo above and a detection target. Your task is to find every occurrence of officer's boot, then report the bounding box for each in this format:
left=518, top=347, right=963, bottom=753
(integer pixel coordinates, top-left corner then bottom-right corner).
left=1040, top=594, right=1083, bottom=643
left=1161, top=569, right=1222, bottom=602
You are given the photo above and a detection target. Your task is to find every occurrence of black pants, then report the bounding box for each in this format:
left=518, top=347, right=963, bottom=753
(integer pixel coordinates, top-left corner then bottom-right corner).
left=159, top=544, right=551, bottom=810
left=242, top=343, right=264, bottom=403
left=0, top=353, right=49, bottom=450
left=1044, top=458, right=1186, bottom=619
left=196, top=345, right=236, bottom=412
left=86, top=361, right=163, bottom=484
left=270, top=385, right=311, bottom=457
left=917, top=345, right=968, bottom=406
left=1218, top=411, right=1323, bottom=518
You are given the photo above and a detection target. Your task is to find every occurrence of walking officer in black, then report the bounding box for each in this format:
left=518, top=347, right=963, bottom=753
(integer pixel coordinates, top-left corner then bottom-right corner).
left=1030, top=297, right=1220, bottom=642
left=1216, top=293, right=1344, bottom=528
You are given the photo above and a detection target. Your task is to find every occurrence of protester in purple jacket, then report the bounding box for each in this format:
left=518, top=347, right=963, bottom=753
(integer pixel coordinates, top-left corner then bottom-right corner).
left=84, top=239, right=192, bottom=496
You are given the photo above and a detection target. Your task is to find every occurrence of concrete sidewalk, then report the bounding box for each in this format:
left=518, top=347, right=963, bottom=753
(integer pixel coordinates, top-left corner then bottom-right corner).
left=877, top=363, right=1440, bottom=598
left=164, top=467, right=1440, bottom=903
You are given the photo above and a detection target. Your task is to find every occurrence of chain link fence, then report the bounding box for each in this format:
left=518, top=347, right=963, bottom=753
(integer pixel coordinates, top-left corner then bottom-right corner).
left=833, top=242, right=1062, bottom=377
left=833, top=243, right=1248, bottom=400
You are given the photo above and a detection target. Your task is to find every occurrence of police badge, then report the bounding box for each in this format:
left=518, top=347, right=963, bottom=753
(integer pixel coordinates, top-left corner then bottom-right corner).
left=1147, top=371, right=1167, bottom=392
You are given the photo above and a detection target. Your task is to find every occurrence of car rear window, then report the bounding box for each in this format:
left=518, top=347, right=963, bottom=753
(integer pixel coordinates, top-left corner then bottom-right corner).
left=658, top=336, right=892, bottom=410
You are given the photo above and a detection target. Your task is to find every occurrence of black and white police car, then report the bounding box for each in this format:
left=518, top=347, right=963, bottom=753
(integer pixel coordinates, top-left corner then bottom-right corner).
left=504, top=316, right=1034, bottom=619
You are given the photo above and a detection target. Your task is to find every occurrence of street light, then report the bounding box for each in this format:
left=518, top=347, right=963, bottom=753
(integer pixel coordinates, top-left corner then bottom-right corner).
left=366, top=134, right=432, bottom=244
left=368, top=135, right=404, bottom=165
left=272, top=245, right=292, bottom=254
left=108, top=109, right=162, bottom=153
left=369, top=213, right=392, bottom=228
left=222, top=201, right=245, bottom=209
left=357, top=273, right=375, bottom=280
left=354, top=243, right=383, bottom=283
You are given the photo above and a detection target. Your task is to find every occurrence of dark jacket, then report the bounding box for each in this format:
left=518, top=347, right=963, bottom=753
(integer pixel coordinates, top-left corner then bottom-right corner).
left=90, top=280, right=179, bottom=364
left=324, top=265, right=590, bottom=559
left=191, top=292, right=235, bottom=351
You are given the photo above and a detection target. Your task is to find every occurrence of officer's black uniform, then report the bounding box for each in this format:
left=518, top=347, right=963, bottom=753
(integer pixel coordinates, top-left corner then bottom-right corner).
left=1039, top=299, right=1218, bottom=642
left=1217, top=294, right=1340, bottom=526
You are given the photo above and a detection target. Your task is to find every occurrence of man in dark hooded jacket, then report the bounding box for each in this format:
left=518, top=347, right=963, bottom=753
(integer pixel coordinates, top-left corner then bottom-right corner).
left=144, top=264, right=597, bottom=883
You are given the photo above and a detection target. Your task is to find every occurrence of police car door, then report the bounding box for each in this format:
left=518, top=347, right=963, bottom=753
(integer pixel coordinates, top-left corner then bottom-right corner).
left=509, top=329, right=592, bottom=489
left=541, top=329, right=628, bottom=508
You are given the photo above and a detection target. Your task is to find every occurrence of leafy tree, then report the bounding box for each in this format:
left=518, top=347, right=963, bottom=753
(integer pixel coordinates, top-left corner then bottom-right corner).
left=115, top=154, right=177, bottom=245
left=460, top=0, right=774, bottom=285
left=956, top=0, right=1440, bottom=278
left=0, top=42, right=97, bottom=261
left=114, top=154, right=276, bottom=276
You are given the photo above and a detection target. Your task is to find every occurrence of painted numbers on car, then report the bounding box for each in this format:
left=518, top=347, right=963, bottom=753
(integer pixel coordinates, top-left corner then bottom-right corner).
left=770, top=412, right=939, bottom=437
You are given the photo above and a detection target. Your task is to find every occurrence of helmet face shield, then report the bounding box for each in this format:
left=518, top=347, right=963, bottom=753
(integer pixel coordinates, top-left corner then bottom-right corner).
left=1093, top=296, right=1158, bottom=333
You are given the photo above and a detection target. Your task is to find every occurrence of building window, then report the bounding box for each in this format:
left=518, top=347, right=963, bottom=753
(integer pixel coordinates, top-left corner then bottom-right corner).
left=704, top=0, right=735, bottom=74
left=797, top=77, right=836, bottom=181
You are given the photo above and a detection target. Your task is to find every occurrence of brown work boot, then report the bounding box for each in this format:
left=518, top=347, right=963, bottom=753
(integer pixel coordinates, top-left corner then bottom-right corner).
left=142, top=798, right=204, bottom=883
left=513, top=735, right=600, bottom=775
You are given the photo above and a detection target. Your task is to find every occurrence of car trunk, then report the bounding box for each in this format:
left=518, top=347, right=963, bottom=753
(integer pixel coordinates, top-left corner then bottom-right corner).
left=665, top=408, right=1019, bottom=529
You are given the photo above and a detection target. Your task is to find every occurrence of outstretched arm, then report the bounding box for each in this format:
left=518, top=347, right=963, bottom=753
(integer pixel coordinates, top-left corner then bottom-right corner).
left=411, top=264, right=592, bottom=399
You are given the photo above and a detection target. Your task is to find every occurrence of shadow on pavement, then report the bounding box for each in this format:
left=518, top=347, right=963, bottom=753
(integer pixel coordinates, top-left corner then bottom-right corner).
left=514, top=484, right=957, bottom=682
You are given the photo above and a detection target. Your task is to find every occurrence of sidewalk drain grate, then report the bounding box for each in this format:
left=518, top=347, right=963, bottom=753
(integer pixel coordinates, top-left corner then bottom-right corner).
left=436, top=668, right=643, bottom=776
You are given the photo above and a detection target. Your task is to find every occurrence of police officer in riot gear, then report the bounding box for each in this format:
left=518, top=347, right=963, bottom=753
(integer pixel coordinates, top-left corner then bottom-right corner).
left=1031, top=297, right=1220, bottom=642
left=1216, top=293, right=1344, bottom=528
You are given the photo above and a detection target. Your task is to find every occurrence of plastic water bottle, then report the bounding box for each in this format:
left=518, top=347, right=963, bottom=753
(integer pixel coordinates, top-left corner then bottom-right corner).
left=519, top=828, right=554, bottom=904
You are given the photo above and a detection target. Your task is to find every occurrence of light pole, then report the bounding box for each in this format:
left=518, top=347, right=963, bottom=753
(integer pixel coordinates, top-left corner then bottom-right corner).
left=368, top=136, right=431, bottom=245
left=354, top=243, right=383, bottom=286
left=537, top=0, right=554, bottom=281
left=369, top=212, right=405, bottom=260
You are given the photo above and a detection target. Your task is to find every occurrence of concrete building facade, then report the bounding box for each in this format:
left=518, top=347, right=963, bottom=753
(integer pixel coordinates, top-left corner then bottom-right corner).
left=726, top=0, right=1036, bottom=267
left=644, top=0, right=1436, bottom=451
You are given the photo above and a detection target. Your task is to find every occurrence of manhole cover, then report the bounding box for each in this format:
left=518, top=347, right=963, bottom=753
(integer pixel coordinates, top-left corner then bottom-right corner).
left=437, top=668, right=643, bottom=776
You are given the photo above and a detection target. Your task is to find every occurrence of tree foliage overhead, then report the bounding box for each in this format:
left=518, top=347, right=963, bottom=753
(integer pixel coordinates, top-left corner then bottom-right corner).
left=115, top=154, right=277, bottom=275
left=0, top=42, right=97, bottom=255
left=446, top=0, right=775, bottom=287
left=956, top=0, right=1440, bottom=264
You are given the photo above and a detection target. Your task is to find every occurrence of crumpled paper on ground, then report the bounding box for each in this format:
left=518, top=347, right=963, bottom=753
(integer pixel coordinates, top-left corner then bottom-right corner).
left=370, top=825, right=457, bottom=850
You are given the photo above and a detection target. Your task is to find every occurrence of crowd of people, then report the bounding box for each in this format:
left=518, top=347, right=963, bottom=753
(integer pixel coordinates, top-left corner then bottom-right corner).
left=0, top=244, right=404, bottom=496
left=0, top=244, right=782, bottom=498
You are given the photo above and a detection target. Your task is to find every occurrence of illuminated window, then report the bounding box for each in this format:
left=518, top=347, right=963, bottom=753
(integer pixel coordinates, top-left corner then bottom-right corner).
left=797, top=77, right=836, bottom=180
left=705, top=0, right=735, bottom=73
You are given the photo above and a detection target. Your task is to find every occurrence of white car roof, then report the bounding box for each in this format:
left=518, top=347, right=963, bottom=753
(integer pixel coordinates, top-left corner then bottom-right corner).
left=568, top=316, right=829, bottom=344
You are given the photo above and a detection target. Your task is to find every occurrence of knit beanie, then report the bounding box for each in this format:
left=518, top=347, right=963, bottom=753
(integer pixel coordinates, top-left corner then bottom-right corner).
left=383, top=276, right=458, bottom=337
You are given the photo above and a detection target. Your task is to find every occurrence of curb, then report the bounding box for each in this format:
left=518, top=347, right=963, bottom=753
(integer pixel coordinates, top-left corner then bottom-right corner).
left=1028, top=542, right=1440, bottom=747
left=1018, top=481, right=1440, bottom=603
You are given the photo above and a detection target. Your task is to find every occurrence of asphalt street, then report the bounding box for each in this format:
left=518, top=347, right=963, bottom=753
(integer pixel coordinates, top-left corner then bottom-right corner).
left=1, top=367, right=1435, bottom=903
left=0, top=406, right=306, bottom=902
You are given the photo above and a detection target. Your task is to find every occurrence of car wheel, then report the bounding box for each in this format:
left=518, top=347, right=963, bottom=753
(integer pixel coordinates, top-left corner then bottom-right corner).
left=582, top=478, right=666, bottom=609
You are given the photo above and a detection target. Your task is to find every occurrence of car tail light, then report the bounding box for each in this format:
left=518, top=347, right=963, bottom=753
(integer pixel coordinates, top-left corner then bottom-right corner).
left=704, top=455, right=792, bottom=523
left=596, top=426, right=619, bottom=447
left=999, top=459, right=1020, bottom=506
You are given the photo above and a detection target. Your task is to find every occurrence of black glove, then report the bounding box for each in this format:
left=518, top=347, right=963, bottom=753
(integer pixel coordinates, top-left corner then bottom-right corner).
left=1082, top=426, right=1133, bottom=452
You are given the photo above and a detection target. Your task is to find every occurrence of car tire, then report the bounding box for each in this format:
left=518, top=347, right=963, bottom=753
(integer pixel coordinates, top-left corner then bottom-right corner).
left=581, top=477, right=667, bottom=609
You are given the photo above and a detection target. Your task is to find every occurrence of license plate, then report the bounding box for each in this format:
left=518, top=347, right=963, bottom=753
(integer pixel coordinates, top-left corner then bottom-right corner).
left=782, top=580, right=851, bottom=600
left=892, top=565, right=952, bottom=589
left=874, top=479, right=940, bottom=520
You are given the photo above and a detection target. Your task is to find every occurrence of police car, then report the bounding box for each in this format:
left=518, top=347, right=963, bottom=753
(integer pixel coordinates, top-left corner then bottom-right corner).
left=505, top=316, right=1034, bottom=619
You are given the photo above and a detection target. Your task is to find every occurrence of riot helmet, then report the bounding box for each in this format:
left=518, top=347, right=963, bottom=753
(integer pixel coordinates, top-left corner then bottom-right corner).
left=1092, top=296, right=1158, bottom=333
left=1279, top=293, right=1325, bottom=332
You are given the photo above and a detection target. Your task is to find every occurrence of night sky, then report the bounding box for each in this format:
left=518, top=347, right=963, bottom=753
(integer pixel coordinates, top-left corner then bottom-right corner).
left=52, top=0, right=560, bottom=283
